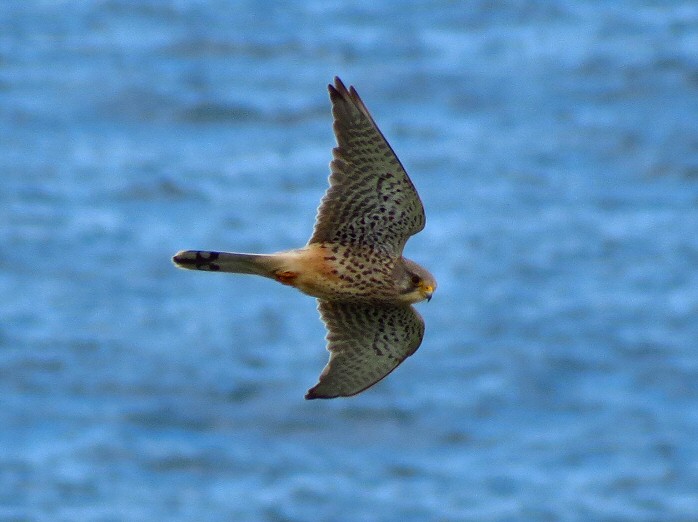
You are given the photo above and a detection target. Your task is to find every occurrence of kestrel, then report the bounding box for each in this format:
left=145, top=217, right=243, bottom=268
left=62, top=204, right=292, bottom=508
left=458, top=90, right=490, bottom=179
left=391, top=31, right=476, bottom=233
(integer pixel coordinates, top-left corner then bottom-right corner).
left=173, top=77, right=436, bottom=399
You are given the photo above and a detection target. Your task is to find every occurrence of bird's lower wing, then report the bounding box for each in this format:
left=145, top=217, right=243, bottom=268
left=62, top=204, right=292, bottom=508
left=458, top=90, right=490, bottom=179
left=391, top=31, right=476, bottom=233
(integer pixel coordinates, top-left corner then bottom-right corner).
left=306, top=301, right=425, bottom=399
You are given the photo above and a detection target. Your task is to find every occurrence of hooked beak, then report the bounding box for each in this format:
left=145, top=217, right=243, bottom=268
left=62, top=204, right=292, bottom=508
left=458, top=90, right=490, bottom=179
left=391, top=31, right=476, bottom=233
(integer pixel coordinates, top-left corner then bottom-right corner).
left=420, top=283, right=434, bottom=302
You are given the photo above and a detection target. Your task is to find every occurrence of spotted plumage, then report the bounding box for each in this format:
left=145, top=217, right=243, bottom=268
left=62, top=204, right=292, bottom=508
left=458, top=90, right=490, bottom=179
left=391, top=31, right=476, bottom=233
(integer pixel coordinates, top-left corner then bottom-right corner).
left=308, top=302, right=424, bottom=399
left=173, top=77, right=436, bottom=399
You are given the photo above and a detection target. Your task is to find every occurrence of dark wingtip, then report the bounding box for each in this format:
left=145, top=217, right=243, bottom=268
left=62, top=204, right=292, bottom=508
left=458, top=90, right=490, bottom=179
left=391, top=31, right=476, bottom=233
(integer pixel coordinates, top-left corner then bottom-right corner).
left=305, top=386, right=338, bottom=400
left=305, top=385, right=323, bottom=400
left=329, top=76, right=344, bottom=99
left=329, top=76, right=351, bottom=97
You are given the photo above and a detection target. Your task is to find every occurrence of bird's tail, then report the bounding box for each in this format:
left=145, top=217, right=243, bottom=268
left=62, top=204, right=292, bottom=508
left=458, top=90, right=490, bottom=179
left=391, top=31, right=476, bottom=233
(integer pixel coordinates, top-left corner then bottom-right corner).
left=172, top=250, right=283, bottom=278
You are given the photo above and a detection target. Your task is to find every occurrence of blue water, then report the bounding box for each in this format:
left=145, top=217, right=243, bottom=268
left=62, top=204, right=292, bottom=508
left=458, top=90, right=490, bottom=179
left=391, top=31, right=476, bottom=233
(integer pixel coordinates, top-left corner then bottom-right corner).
left=2, top=1, right=698, bottom=520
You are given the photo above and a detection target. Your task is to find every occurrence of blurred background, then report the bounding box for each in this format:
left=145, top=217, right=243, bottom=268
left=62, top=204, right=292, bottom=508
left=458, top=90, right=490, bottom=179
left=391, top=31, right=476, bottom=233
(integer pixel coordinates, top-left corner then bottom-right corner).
left=2, top=1, right=698, bottom=520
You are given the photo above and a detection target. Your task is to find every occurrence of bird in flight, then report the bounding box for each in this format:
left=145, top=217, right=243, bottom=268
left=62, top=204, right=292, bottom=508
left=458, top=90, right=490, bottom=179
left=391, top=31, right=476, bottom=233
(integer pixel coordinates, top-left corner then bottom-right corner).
left=173, top=77, right=436, bottom=399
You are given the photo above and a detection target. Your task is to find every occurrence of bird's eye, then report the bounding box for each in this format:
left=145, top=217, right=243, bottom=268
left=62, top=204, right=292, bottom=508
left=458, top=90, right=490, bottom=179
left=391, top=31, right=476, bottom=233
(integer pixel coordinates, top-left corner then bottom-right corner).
left=411, top=274, right=421, bottom=285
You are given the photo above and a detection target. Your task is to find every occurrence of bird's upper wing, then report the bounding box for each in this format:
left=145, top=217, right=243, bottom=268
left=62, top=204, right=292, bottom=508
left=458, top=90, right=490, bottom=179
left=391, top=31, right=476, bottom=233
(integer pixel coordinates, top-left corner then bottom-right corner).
left=306, top=300, right=425, bottom=399
left=308, top=77, right=426, bottom=256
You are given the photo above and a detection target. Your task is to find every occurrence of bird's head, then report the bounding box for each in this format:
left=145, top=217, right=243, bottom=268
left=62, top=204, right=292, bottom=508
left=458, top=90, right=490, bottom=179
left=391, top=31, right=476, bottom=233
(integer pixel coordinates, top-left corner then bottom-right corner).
left=397, top=258, right=437, bottom=304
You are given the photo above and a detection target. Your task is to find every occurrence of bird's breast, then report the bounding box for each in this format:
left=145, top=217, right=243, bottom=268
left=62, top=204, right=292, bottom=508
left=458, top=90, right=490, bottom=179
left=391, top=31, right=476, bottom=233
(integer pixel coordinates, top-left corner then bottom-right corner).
left=285, top=243, right=396, bottom=301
